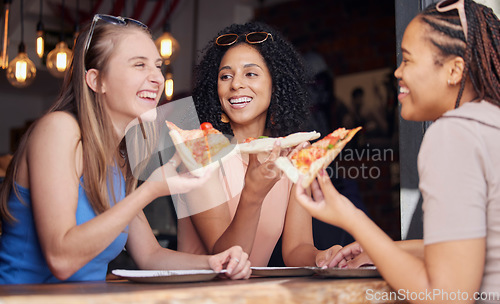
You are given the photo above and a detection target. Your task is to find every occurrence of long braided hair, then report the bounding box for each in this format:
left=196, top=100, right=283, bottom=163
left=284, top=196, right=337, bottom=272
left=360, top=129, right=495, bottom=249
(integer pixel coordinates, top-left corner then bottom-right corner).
left=420, top=0, right=500, bottom=108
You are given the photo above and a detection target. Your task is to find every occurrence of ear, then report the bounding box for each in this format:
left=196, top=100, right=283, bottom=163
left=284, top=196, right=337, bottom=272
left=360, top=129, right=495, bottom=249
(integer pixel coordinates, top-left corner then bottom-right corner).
left=448, top=56, right=466, bottom=85
left=85, top=69, right=105, bottom=93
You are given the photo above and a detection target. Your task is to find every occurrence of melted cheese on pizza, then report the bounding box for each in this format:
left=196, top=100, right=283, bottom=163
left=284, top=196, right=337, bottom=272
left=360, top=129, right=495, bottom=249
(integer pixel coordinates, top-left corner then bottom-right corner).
left=291, top=128, right=351, bottom=173
left=167, top=121, right=230, bottom=166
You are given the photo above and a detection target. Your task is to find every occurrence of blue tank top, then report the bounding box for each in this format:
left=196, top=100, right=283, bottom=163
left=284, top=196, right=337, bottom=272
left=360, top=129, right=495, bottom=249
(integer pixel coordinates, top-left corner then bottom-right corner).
left=0, top=167, right=128, bottom=284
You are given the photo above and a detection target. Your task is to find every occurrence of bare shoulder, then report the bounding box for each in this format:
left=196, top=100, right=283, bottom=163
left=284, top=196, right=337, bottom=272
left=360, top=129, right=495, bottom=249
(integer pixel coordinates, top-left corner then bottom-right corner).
left=26, top=111, right=82, bottom=168
left=32, top=111, right=80, bottom=136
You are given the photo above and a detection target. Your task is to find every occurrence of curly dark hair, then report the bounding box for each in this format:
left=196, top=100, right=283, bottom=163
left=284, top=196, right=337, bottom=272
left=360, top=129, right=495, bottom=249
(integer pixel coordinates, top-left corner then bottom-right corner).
left=192, top=21, right=310, bottom=137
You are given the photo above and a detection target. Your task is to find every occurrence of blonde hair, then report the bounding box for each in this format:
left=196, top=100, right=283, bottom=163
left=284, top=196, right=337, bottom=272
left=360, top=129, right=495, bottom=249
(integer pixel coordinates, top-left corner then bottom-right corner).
left=0, top=19, right=150, bottom=222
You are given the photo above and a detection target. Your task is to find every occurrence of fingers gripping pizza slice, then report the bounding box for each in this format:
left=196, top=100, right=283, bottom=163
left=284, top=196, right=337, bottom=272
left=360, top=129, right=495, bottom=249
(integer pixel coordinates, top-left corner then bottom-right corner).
left=166, top=121, right=235, bottom=176
left=275, top=127, right=362, bottom=187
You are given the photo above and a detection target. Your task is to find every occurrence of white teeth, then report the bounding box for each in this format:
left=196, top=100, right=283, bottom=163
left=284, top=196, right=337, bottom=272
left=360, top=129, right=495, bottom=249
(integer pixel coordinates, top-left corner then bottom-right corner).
left=400, top=87, right=410, bottom=94
left=138, top=91, right=157, bottom=99
left=229, top=97, right=252, bottom=104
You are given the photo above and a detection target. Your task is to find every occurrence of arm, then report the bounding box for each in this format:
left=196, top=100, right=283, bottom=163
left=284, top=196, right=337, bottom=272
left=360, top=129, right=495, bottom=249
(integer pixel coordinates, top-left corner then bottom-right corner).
left=281, top=184, right=342, bottom=267
left=186, top=142, right=284, bottom=256
left=296, top=172, right=484, bottom=304
left=28, top=112, right=211, bottom=280
left=126, top=211, right=251, bottom=279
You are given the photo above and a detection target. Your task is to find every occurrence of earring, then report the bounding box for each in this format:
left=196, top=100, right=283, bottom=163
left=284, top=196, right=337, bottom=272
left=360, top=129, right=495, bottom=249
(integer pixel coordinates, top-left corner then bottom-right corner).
left=447, top=79, right=451, bottom=86
left=221, top=112, right=230, bottom=123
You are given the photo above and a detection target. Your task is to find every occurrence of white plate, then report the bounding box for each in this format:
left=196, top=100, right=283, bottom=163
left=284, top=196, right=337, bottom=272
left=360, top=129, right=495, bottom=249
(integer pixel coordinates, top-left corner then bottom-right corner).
left=251, top=267, right=316, bottom=277
left=313, top=266, right=380, bottom=278
left=111, top=269, right=225, bottom=283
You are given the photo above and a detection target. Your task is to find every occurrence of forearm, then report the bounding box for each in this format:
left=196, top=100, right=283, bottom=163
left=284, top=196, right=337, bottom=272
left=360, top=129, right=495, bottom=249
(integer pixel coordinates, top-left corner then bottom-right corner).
left=43, top=182, right=159, bottom=279
left=141, top=247, right=212, bottom=270
left=282, top=243, right=319, bottom=267
left=212, top=191, right=263, bottom=255
left=344, top=210, right=432, bottom=301
left=396, top=239, right=424, bottom=260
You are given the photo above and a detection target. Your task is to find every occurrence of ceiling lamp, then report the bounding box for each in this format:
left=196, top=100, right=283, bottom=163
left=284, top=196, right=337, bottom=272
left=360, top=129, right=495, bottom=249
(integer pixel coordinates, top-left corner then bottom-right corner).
left=155, top=0, right=179, bottom=67
left=46, top=0, right=72, bottom=78
left=165, top=71, right=174, bottom=101
left=155, top=24, right=179, bottom=65
left=6, top=0, right=36, bottom=88
left=0, top=0, right=12, bottom=69
left=46, top=41, right=72, bottom=78
left=36, top=0, right=44, bottom=58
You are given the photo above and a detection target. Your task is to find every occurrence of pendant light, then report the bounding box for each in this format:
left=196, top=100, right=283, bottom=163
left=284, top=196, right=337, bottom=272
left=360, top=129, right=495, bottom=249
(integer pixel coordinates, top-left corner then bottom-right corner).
left=0, top=0, right=11, bottom=69
left=36, top=0, right=44, bottom=58
left=165, top=70, right=174, bottom=101
left=6, top=0, right=36, bottom=88
left=155, top=3, right=179, bottom=65
left=46, top=0, right=72, bottom=78
left=72, top=0, right=79, bottom=46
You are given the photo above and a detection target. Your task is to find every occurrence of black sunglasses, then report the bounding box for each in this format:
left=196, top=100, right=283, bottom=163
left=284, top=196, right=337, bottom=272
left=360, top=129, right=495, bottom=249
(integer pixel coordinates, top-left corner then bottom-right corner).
left=84, top=14, right=149, bottom=56
left=215, top=32, right=274, bottom=46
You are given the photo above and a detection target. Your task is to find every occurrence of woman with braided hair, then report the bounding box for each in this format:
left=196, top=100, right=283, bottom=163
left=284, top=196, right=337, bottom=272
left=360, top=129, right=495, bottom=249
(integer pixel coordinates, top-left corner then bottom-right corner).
left=294, top=1, right=500, bottom=303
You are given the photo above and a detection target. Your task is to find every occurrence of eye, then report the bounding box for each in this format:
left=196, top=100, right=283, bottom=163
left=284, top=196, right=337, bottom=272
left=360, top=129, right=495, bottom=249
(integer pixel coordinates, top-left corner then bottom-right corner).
left=219, top=74, right=232, bottom=81
left=134, top=62, right=146, bottom=68
left=246, top=72, right=258, bottom=77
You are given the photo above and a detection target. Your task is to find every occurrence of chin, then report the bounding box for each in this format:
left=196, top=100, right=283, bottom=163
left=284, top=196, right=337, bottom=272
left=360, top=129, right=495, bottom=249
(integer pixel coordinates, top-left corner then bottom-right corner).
left=139, top=107, right=158, bottom=122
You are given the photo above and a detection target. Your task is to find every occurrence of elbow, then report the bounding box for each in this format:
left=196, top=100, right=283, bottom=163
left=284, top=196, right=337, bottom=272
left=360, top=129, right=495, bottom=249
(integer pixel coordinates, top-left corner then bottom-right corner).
left=45, top=254, right=79, bottom=281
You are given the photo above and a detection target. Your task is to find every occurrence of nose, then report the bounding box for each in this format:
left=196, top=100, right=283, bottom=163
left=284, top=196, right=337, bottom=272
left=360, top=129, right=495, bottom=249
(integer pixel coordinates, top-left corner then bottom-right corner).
left=147, top=67, right=164, bottom=89
left=230, top=73, right=245, bottom=90
left=394, top=64, right=402, bottom=79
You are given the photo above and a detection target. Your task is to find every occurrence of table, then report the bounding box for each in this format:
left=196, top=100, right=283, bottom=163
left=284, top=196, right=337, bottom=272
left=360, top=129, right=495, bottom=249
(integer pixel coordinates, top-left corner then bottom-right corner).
left=0, top=276, right=408, bottom=304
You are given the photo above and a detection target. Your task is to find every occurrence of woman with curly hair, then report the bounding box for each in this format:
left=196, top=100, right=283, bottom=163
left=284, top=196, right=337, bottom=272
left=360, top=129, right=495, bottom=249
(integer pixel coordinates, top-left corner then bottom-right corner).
left=177, top=21, right=343, bottom=267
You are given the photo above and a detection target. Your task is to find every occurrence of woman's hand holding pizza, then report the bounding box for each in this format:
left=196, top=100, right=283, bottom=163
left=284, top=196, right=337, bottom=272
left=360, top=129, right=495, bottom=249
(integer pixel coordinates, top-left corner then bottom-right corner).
left=295, top=169, right=360, bottom=230
left=147, top=152, right=212, bottom=197
left=243, top=140, right=285, bottom=202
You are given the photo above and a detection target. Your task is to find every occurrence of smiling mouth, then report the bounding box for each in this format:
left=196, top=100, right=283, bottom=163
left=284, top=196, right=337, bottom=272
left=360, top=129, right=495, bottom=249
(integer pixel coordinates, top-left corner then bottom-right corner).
left=137, top=91, right=158, bottom=100
left=399, top=87, right=409, bottom=94
left=229, top=97, right=252, bottom=105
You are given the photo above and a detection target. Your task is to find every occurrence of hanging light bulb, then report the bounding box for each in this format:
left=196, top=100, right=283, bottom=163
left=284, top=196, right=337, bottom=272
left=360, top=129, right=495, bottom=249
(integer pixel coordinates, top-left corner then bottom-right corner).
left=165, top=71, right=174, bottom=101
left=6, top=43, right=36, bottom=87
left=0, top=0, right=12, bottom=69
left=36, top=0, right=44, bottom=58
left=6, top=0, right=36, bottom=87
left=46, top=41, right=72, bottom=77
left=46, top=0, right=72, bottom=78
left=155, top=23, right=179, bottom=65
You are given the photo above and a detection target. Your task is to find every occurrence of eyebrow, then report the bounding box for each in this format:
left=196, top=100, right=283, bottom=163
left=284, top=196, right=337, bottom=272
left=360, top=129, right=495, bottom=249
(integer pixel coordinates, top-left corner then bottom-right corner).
left=128, top=56, right=163, bottom=64
left=218, top=63, right=264, bottom=73
left=401, top=47, right=410, bottom=55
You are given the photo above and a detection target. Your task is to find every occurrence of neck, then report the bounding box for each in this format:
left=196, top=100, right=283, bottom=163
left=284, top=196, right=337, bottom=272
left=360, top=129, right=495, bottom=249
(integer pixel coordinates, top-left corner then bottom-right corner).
left=456, top=80, right=480, bottom=107
left=231, top=120, right=267, bottom=143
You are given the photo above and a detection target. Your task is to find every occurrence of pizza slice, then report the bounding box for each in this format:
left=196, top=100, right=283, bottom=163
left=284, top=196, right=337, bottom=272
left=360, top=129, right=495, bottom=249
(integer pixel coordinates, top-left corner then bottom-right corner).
left=275, top=127, right=362, bottom=187
left=166, top=121, right=235, bottom=176
left=237, top=131, right=321, bottom=153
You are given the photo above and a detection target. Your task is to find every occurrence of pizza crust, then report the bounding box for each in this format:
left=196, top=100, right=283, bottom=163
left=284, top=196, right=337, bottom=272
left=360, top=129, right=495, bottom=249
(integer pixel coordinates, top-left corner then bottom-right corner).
left=275, top=127, right=361, bottom=187
left=237, top=131, right=321, bottom=153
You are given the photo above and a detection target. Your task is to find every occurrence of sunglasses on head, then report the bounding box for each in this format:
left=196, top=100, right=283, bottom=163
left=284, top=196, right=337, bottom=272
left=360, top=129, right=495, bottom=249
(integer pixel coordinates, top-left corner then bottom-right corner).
left=436, top=0, right=468, bottom=41
left=215, top=32, right=274, bottom=46
left=84, top=14, right=149, bottom=56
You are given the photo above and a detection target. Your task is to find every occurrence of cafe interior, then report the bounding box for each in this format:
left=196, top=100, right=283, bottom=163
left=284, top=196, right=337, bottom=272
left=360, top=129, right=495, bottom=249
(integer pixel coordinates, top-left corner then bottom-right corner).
left=0, top=0, right=498, bottom=303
